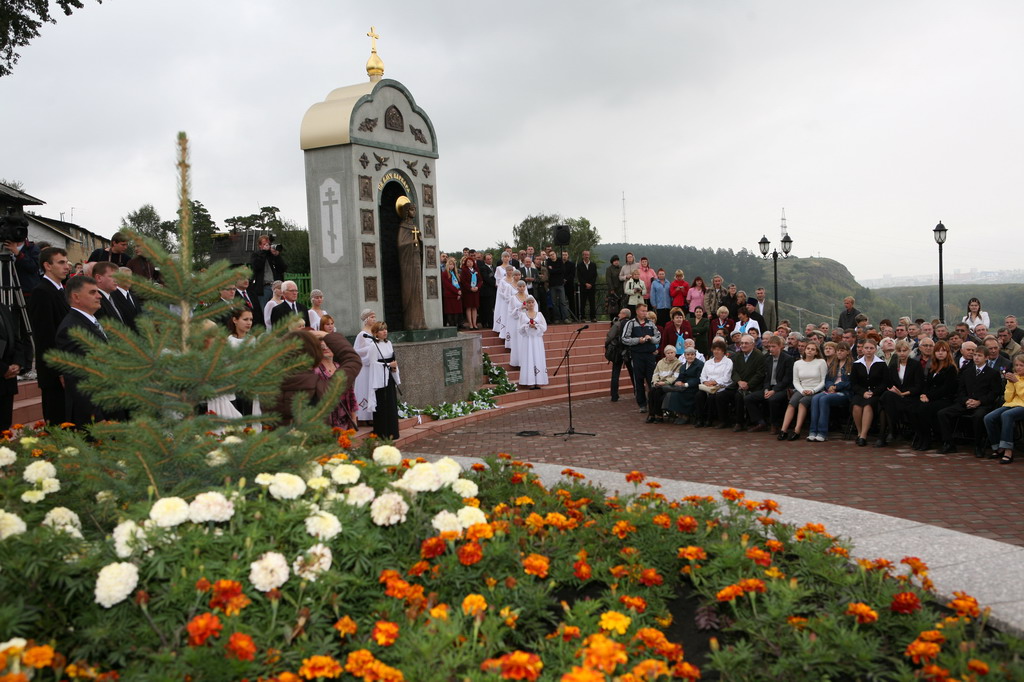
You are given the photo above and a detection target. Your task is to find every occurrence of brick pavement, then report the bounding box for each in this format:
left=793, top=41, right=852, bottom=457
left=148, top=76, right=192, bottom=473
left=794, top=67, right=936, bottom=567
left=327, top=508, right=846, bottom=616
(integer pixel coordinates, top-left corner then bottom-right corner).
left=407, top=395, right=1024, bottom=547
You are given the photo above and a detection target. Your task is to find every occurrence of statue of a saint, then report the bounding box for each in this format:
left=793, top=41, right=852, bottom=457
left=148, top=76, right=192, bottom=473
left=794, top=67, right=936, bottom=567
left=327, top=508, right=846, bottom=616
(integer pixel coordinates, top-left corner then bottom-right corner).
left=396, top=197, right=427, bottom=330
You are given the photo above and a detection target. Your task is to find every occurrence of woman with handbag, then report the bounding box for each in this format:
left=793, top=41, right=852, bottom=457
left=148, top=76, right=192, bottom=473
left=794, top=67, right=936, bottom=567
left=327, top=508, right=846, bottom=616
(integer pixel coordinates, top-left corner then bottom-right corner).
left=694, top=339, right=733, bottom=428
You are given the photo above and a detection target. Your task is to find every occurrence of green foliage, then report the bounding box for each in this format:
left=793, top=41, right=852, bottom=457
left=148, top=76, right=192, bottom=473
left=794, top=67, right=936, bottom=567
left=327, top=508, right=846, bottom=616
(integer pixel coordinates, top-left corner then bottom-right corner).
left=121, top=203, right=177, bottom=254
left=0, top=0, right=101, bottom=78
left=506, top=213, right=601, bottom=257
left=186, top=200, right=218, bottom=269
left=225, top=206, right=310, bottom=274
left=398, top=354, right=516, bottom=421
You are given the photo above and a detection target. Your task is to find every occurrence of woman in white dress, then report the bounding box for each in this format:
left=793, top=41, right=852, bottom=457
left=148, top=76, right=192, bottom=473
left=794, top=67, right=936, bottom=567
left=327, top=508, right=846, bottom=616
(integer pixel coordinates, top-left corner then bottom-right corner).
left=353, top=308, right=378, bottom=422
left=503, top=269, right=523, bottom=349
left=262, top=280, right=283, bottom=331
left=516, top=296, right=549, bottom=389
left=492, top=264, right=512, bottom=336
left=308, top=289, right=327, bottom=331
left=509, top=280, right=529, bottom=368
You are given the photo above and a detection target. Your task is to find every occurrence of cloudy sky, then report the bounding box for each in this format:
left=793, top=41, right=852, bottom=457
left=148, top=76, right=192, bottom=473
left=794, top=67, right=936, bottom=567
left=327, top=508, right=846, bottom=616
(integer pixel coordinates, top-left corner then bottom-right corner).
left=2, top=0, right=1021, bottom=283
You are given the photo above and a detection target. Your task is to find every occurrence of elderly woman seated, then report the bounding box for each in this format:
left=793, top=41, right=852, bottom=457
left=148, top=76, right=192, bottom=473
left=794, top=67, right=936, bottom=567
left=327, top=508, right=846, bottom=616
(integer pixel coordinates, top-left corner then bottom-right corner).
left=646, top=345, right=682, bottom=423
left=664, top=347, right=705, bottom=424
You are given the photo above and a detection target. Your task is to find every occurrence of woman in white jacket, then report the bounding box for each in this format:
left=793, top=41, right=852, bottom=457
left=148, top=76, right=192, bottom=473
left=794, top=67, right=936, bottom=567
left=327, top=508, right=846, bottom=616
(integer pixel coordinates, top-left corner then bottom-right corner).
left=778, top=342, right=828, bottom=441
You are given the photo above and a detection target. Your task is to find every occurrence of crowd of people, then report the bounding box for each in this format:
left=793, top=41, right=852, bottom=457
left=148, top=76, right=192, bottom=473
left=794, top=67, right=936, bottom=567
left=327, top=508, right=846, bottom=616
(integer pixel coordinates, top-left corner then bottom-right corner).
left=602, top=263, right=1024, bottom=465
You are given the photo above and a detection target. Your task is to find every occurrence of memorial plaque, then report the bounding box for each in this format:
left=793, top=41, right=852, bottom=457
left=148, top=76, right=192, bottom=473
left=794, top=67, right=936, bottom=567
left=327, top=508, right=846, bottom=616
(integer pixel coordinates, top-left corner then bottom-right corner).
left=422, top=184, right=434, bottom=207
left=424, top=214, right=436, bottom=238
left=358, top=175, right=373, bottom=201
left=360, top=208, right=375, bottom=234
left=443, top=347, right=463, bottom=386
left=426, top=275, right=438, bottom=299
left=364, top=276, right=378, bottom=301
left=362, top=242, right=376, bottom=268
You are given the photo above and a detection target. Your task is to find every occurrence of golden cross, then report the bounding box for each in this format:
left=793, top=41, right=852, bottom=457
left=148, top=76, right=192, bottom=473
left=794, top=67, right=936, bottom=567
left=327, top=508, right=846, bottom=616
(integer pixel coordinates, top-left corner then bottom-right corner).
left=367, top=26, right=380, bottom=52
left=410, top=224, right=421, bottom=247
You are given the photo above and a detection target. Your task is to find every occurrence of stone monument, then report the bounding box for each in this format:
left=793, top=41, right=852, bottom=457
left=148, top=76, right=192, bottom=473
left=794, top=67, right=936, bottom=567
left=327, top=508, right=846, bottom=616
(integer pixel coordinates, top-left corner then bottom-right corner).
left=299, top=28, right=481, bottom=408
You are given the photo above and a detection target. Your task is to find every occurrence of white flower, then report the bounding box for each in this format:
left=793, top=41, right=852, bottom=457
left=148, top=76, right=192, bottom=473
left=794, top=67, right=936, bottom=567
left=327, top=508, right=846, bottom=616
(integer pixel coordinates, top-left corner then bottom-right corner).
left=434, top=457, right=462, bottom=485
left=431, top=510, right=462, bottom=535
left=452, top=479, right=479, bottom=498
left=255, top=473, right=275, bottom=486
left=249, top=551, right=289, bottom=592
left=372, top=445, right=402, bottom=466
left=370, top=492, right=409, bottom=526
left=331, top=464, right=360, bottom=485
left=62, top=446, right=79, bottom=456
left=19, top=437, right=38, bottom=448
left=0, top=510, right=27, bottom=539
left=222, top=435, right=243, bottom=445
left=304, top=511, right=342, bottom=540
left=205, top=448, right=229, bottom=467
left=307, top=476, right=331, bottom=491
left=43, top=507, right=81, bottom=531
left=303, top=462, right=324, bottom=480
left=95, top=562, right=139, bottom=608
left=269, top=473, right=306, bottom=500
left=40, top=477, right=61, bottom=494
left=293, top=543, right=332, bottom=582
left=20, top=490, right=44, bottom=504
left=96, top=491, right=116, bottom=504
left=456, top=506, right=487, bottom=529
left=394, top=462, right=443, bottom=492
left=0, top=446, right=16, bottom=466
left=345, top=483, right=376, bottom=507
left=188, top=492, right=235, bottom=523
left=149, top=497, right=190, bottom=527
left=112, top=520, right=148, bottom=558
left=23, top=460, right=56, bottom=483
left=0, top=637, right=27, bottom=653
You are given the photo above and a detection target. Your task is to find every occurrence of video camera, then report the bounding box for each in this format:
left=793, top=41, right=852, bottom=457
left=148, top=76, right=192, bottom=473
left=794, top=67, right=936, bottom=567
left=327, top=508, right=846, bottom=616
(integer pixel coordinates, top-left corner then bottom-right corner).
left=0, top=208, right=29, bottom=244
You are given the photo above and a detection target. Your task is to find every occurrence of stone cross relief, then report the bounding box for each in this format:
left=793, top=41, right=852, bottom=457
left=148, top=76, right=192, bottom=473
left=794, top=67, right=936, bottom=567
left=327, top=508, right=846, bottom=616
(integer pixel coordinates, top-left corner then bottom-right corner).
left=319, top=178, right=343, bottom=263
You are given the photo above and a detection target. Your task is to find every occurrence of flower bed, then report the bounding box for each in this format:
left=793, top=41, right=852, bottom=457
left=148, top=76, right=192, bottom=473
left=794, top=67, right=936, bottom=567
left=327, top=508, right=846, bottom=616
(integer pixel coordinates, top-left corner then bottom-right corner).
left=1, top=434, right=1023, bottom=681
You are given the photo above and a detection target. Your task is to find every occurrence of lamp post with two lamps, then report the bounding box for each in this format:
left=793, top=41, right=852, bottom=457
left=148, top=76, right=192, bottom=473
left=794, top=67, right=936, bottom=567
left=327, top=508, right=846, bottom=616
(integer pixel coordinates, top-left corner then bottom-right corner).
left=758, top=233, right=793, bottom=325
left=933, top=221, right=947, bottom=324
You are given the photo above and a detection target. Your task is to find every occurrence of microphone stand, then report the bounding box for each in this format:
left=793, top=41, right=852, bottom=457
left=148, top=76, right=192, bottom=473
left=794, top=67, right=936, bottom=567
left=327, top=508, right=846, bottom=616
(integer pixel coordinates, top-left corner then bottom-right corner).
left=553, top=324, right=595, bottom=439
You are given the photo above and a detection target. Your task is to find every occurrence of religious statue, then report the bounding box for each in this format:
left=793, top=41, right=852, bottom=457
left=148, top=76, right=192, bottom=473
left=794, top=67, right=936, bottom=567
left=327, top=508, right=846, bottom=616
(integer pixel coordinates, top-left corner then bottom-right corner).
left=396, top=196, right=427, bottom=330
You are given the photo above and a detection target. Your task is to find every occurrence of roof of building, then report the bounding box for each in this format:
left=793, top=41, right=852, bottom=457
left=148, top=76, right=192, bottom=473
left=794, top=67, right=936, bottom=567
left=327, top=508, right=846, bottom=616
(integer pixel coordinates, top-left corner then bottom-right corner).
left=0, top=182, right=45, bottom=207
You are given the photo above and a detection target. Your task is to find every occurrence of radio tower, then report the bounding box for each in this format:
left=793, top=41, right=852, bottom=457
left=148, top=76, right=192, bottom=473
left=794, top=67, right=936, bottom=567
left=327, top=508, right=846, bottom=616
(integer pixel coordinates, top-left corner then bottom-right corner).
left=780, top=207, right=788, bottom=239
left=622, top=191, right=628, bottom=242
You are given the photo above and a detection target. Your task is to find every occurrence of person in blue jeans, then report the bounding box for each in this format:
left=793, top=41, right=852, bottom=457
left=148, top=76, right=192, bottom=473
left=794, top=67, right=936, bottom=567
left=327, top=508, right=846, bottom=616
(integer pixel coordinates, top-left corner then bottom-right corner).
left=808, top=341, right=853, bottom=441
left=983, top=355, right=1024, bottom=464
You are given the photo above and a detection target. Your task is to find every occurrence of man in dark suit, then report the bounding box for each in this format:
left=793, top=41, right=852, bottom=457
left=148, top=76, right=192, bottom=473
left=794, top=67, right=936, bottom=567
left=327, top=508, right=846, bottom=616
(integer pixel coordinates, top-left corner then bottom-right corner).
left=519, top=257, right=538, bottom=297
left=716, top=334, right=765, bottom=431
left=112, top=267, right=141, bottom=331
left=269, top=280, right=310, bottom=328
left=92, top=261, right=126, bottom=326
left=837, top=296, right=861, bottom=331
left=753, top=287, right=777, bottom=333
left=936, top=349, right=1002, bottom=454
left=745, top=335, right=794, bottom=432
left=0, top=301, right=32, bottom=431
left=478, top=254, right=496, bottom=328
left=576, top=250, right=598, bottom=322
left=26, top=247, right=71, bottom=424
left=982, top=338, right=1012, bottom=375
left=87, top=232, right=131, bottom=267
left=561, top=250, right=577, bottom=319
left=54, top=276, right=109, bottom=426
left=234, top=275, right=263, bottom=329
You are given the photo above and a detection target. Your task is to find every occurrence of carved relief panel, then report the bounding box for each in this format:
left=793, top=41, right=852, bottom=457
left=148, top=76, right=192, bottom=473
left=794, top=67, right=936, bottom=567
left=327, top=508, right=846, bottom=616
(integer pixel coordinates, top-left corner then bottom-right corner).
left=360, top=209, right=375, bottom=235
left=364, top=276, right=378, bottom=302
left=358, top=176, right=373, bottom=202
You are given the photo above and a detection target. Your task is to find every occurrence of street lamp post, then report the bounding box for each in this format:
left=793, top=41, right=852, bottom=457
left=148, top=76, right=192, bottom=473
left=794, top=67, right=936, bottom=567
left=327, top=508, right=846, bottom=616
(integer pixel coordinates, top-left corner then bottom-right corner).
left=758, top=233, right=793, bottom=325
left=933, top=221, right=947, bottom=323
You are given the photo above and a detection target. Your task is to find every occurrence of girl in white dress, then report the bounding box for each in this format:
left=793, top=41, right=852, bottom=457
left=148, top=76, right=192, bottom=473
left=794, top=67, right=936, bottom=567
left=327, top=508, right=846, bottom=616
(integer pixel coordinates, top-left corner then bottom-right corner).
left=509, top=280, right=529, bottom=367
left=352, top=308, right=378, bottom=422
left=517, top=296, right=549, bottom=389
left=492, top=255, right=513, bottom=335
left=262, top=280, right=283, bottom=331
left=308, top=289, right=327, bottom=331
left=503, top=269, right=523, bottom=349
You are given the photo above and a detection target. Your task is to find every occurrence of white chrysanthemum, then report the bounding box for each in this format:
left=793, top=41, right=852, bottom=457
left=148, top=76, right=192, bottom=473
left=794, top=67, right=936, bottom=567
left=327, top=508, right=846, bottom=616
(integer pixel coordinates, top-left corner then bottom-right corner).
left=62, top=446, right=79, bottom=456
left=222, top=435, right=243, bottom=445
left=303, top=462, right=324, bottom=480
left=0, top=446, right=16, bottom=467
left=0, top=510, right=27, bottom=539
left=331, top=464, right=360, bottom=485
left=456, top=506, right=487, bottom=529
left=43, top=507, right=81, bottom=530
left=255, top=473, right=275, bottom=486
left=304, top=510, right=342, bottom=540
left=372, top=445, right=402, bottom=466
left=188, top=492, right=235, bottom=523
left=23, top=460, right=56, bottom=483
left=40, top=477, right=61, bottom=494
left=20, top=490, right=44, bottom=503
left=96, top=490, right=116, bottom=504
left=112, top=520, right=148, bottom=558
left=307, top=476, right=331, bottom=491
left=205, top=448, right=229, bottom=467
left=395, top=462, right=443, bottom=492
left=149, top=497, right=190, bottom=527
left=249, top=551, right=289, bottom=592
left=0, top=637, right=27, bottom=652
left=345, top=483, right=376, bottom=507
left=431, top=510, right=462, bottom=535
left=434, top=457, right=462, bottom=485
left=95, top=562, right=139, bottom=608
left=293, top=543, right=332, bottom=582
left=452, top=479, right=479, bottom=498
left=269, top=473, right=306, bottom=500
left=19, top=437, right=38, bottom=448
left=370, top=492, right=409, bottom=526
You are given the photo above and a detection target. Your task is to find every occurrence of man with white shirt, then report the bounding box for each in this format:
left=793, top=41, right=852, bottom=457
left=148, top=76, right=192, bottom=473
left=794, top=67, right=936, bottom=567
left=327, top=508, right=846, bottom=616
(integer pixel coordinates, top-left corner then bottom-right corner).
left=112, top=267, right=141, bottom=331
left=27, top=247, right=71, bottom=424
left=754, top=287, right=777, bottom=332
left=54, top=276, right=110, bottom=425
left=92, top=262, right=127, bottom=326
left=269, top=280, right=310, bottom=328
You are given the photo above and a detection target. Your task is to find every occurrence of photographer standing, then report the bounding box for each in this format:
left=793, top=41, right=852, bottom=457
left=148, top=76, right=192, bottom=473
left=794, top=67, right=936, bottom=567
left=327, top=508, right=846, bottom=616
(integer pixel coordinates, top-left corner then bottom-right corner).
left=249, top=235, right=286, bottom=309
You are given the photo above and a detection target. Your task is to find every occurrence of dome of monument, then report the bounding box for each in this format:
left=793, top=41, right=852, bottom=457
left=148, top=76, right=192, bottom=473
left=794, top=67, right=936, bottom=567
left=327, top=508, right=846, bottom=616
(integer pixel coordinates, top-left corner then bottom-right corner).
left=299, top=81, right=376, bottom=150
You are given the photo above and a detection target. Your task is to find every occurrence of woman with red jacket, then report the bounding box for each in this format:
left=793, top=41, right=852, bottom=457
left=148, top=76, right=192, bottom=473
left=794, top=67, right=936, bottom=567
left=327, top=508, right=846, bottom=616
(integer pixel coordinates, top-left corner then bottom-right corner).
left=669, top=269, right=689, bottom=310
left=659, top=307, right=692, bottom=357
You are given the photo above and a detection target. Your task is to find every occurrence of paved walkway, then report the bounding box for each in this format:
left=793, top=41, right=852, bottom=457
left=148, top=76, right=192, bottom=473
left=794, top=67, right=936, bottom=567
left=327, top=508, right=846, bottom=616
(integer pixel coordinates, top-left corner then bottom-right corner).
left=407, top=395, right=1024, bottom=546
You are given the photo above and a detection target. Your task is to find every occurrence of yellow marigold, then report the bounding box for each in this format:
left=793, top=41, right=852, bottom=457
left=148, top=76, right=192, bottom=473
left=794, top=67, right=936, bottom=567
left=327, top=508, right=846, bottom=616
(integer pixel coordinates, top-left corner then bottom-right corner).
left=371, top=620, right=400, bottom=646
left=462, top=593, right=488, bottom=617
left=560, top=666, right=606, bottom=682
left=463, top=497, right=481, bottom=507
left=545, top=512, right=575, bottom=530
left=845, top=602, right=878, bottom=624
left=466, top=523, right=494, bottom=541
left=523, top=553, right=550, bottom=578
left=429, top=603, right=449, bottom=620
left=598, top=610, right=632, bottom=635
left=716, top=585, right=744, bottom=602
left=947, top=591, right=981, bottom=619
left=499, top=606, right=519, bottom=628
left=514, top=496, right=535, bottom=506
left=333, top=615, right=357, bottom=638
left=525, top=512, right=546, bottom=532
left=345, top=649, right=377, bottom=677
left=720, top=487, right=745, bottom=501
left=582, top=633, right=628, bottom=674
left=764, top=566, right=786, bottom=580
left=631, top=659, right=670, bottom=679
left=298, top=654, right=343, bottom=679
left=21, top=645, right=54, bottom=668
left=480, top=651, right=543, bottom=681
left=612, top=520, right=637, bottom=539
left=651, top=513, right=671, bottom=529
left=677, top=546, right=707, bottom=561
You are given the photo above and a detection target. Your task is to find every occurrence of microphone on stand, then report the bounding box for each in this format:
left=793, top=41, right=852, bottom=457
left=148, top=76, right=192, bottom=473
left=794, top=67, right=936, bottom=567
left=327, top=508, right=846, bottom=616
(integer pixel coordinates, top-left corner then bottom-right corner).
left=575, top=324, right=589, bottom=332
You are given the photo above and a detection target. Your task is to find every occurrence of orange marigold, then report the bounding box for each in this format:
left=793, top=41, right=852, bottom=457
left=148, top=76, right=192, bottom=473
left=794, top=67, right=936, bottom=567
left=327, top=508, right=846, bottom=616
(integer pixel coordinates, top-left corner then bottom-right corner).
left=677, top=545, right=707, bottom=561
left=967, top=659, right=989, bottom=675
left=209, top=579, right=251, bottom=616
left=737, top=578, right=766, bottom=594
left=225, top=632, right=257, bottom=661
left=845, top=602, right=878, bottom=624
left=457, top=541, right=484, bottom=566
left=890, top=592, right=922, bottom=615
left=364, top=660, right=405, bottom=681
left=523, top=553, right=550, bottom=578
left=514, top=496, right=535, bottom=506
left=631, top=659, right=670, bottom=679
left=720, top=487, right=744, bottom=501
left=651, top=513, right=671, bottom=529
left=510, top=472, right=526, bottom=484
left=21, top=645, right=54, bottom=668
left=625, top=470, right=646, bottom=484
left=758, top=499, right=780, bottom=513
left=787, top=616, right=808, bottom=629
left=420, top=536, right=447, bottom=559
left=462, top=593, right=488, bottom=617
left=333, top=615, right=357, bottom=638
left=466, top=522, right=494, bottom=540
left=639, top=568, right=663, bottom=586
left=407, top=560, right=430, bottom=577
left=582, top=633, right=629, bottom=674
left=676, top=515, right=698, bottom=533
left=187, top=612, right=223, bottom=646
left=472, top=462, right=486, bottom=471
left=901, top=556, right=929, bottom=575
left=619, top=595, right=648, bottom=613
left=917, top=630, right=946, bottom=644
left=947, top=591, right=981, bottom=619
left=195, top=577, right=212, bottom=592
left=371, top=620, right=399, bottom=647
left=480, top=651, right=543, bottom=681
left=745, top=547, right=772, bottom=567
left=573, top=558, right=592, bottom=580
left=345, top=649, right=377, bottom=677
left=612, top=520, right=637, bottom=539
left=299, top=654, right=343, bottom=679
left=560, top=666, right=606, bottom=682
left=547, top=624, right=582, bottom=641
left=671, top=661, right=702, bottom=680
left=716, top=585, right=744, bottom=602
left=765, top=540, right=785, bottom=553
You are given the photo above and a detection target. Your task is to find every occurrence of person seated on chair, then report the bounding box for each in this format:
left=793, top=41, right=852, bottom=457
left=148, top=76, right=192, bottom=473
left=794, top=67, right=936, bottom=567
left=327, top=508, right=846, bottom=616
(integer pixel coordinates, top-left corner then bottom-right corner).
left=936, top=344, right=1001, bottom=455
left=716, top=333, right=764, bottom=431
left=982, top=354, right=1024, bottom=464
left=744, top=334, right=793, bottom=434
left=646, top=345, right=682, bottom=423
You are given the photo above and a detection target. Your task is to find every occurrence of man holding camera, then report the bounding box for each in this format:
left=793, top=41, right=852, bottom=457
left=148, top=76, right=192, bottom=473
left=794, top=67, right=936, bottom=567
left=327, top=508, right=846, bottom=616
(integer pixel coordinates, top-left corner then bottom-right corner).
left=87, top=232, right=131, bottom=267
left=249, top=235, right=286, bottom=311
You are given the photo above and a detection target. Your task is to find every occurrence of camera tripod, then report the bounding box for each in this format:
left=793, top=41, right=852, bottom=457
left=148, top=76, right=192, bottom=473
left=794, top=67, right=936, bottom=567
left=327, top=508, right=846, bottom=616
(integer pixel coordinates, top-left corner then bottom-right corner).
left=0, top=251, right=32, bottom=337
